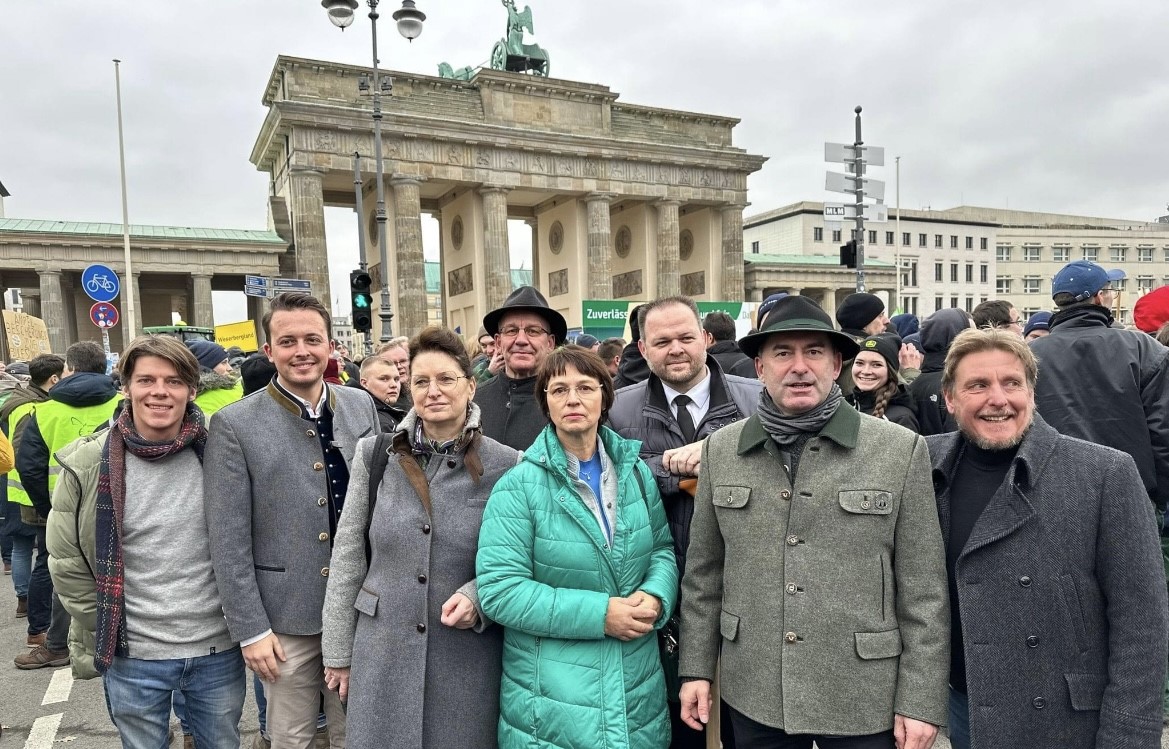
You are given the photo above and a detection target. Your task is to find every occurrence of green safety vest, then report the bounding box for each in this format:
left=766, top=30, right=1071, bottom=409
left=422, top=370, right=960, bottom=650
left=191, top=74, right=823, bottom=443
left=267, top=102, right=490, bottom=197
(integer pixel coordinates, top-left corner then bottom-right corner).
left=194, top=381, right=244, bottom=420
left=4, top=400, right=41, bottom=507
left=6, top=396, right=122, bottom=507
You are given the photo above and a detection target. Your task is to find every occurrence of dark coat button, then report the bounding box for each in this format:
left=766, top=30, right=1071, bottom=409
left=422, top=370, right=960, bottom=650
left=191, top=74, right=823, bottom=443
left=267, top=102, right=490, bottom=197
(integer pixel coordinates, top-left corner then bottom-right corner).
left=447, top=459, right=456, bottom=468
left=1025, top=635, right=1039, bottom=648
left=1032, top=697, right=1046, bottom=709
left=418, top=574, right=427, bottom=584
left=422, top=524, right=431, bottom=534
left=416, top=623, right=426, bottom=633
left=1019, top=575, right=1032, bottom=587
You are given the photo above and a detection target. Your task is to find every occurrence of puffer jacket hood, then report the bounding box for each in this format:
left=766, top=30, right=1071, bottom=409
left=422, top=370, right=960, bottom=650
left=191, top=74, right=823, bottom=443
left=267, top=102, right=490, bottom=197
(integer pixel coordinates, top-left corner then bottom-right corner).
left=196, top=370, right=238, bottom=395
left=919, top=308, right=973, bottom=374
left=48, top=371, right=118, bottom=408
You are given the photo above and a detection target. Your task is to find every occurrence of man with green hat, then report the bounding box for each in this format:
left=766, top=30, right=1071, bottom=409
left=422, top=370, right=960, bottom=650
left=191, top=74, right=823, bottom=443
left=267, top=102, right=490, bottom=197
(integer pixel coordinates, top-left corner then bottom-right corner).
left=677, top=295, right=949, bottom=749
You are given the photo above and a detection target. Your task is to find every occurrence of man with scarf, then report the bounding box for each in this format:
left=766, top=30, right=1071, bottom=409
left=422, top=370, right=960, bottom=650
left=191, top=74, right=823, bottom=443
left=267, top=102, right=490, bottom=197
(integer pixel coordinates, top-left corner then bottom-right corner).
left=678, top=295, right=950, bottom=749
left=46, top=335, right=245, bottom=748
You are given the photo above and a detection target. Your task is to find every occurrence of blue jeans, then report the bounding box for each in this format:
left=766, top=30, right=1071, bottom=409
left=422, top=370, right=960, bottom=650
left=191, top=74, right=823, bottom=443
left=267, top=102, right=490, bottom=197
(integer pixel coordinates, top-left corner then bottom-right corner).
left=948, top=687, right=970, bottom=749
left=103, top=647, right=246, bottom=749
left=8, top=530, right=34, bottom=598
left=26, top=525, right=52, bottom=634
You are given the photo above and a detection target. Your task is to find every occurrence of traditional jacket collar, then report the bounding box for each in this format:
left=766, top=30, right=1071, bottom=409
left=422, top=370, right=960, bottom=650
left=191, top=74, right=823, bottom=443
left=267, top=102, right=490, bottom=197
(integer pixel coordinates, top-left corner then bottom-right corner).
left=267, top=377, right=334, bottom=419
left=737, top=400, right=861, bottom=455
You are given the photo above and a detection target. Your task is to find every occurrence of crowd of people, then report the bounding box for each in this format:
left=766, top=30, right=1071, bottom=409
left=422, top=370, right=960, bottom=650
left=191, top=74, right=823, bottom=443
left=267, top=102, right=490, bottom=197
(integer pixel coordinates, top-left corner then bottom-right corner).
left=1, top=256, right=1169, bottom=749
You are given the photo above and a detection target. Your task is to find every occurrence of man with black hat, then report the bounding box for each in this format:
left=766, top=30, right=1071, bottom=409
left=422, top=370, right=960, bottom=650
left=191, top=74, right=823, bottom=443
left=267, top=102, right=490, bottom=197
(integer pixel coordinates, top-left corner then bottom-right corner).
left=475, top=285, right=567, bottom=451
left=678, top=295, right=949, bottom=749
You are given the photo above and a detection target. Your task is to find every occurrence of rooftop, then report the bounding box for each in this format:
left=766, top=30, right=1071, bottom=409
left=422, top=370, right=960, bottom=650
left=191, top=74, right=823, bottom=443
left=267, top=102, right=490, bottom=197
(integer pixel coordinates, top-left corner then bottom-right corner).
left=745, top=253, right=895, bottom=268
left=0, top=217, right=287, bottom=245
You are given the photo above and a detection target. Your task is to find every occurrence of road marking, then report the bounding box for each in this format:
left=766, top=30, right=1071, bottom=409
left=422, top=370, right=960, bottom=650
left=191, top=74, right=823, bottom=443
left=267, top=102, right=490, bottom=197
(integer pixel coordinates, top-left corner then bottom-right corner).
left=42, top=667, right=74, bottom=705
left=23, top=712, right=62, bottom=749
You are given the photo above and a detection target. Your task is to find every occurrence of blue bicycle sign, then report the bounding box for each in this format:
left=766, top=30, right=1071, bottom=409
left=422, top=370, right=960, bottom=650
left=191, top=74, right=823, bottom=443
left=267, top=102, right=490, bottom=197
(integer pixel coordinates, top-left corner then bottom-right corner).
left=81, top=264, right=121, bottom=303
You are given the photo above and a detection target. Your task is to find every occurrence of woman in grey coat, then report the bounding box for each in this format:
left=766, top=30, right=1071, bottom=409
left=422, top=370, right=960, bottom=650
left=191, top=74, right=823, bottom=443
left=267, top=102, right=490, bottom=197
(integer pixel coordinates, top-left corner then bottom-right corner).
left=321, top=327, right=519, bottom=749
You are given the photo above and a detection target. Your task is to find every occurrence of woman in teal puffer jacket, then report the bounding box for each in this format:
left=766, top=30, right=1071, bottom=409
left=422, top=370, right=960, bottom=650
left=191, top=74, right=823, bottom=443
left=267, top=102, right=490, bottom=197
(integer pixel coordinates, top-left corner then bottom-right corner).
left=477, top=346, right=679, bottom=749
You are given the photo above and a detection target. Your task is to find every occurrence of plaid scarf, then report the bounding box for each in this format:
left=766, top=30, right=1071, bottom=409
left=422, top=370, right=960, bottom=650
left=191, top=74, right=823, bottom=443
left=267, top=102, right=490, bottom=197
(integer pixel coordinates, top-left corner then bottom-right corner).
left=93, top=401, right=207, bottom=673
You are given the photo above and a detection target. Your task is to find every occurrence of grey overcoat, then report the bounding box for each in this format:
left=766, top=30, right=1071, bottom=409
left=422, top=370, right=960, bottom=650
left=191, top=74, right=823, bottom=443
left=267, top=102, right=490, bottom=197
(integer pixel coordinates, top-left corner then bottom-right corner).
left=321, top=407, right=520, bottom=749
left=204, top=381, right=379, bottom=642
left=679, top=403, right=950, bottom=735
left=928, top=416, right=1169, bottom=748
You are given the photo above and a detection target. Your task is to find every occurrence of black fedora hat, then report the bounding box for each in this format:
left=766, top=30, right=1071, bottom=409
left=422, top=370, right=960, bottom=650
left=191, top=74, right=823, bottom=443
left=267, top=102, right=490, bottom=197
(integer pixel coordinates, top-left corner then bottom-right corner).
left=482, top=285, right=568, bottom=344
left=739, top=295, right=860, bottom=360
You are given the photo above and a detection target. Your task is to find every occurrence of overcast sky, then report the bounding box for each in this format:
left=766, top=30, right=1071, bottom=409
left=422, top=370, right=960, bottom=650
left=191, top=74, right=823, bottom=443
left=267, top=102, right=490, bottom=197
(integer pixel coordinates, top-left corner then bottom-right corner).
left=4, top=0, right=1166, bottom=322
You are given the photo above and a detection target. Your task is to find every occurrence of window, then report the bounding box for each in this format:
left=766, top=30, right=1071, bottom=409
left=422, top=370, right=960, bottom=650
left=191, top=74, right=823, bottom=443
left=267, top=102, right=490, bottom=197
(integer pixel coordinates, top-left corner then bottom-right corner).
left=980, top=263, right=988, bottom=283
left=980, top=237, right=988, bottom=250
left=1164, top=248, right=1169, bottom=263
left=965, top=263, right=974, bottom=283
left=980, top=296, right=988, bottom=305
left=1022, top=278, right=1042, bottom=294
left=935, top=262, right=944, bottom=282
left=1138, top=276, right=1156, bottom=292
left=1052, top=246, right=1070, bottom=263
left=965, top=297, right=974, bottom=313
left=1023, top=246, right=1042, bottom=262
left=950, top=262, right=959, bottom=282
left=1138, top=246, right=1154, bottom=262
left=1113, top=278, right=1128, bottom=291
left=935, top=296, right=944, bottom=312
left=813, top=227, right=823, bottom=242
left=750, top=240, right=760, bottom=254
left=885, top=231, right=894, bottom=245
left=905, top=296, right=918, bottom=316
left=918, top=233, right=927, bottom=248
left=935, top=234, right=943, bottom=248
left=832, top=229, right=842, bottom=242
left=869, top=230, right=877, bottom=244
left=902, top=232, right=911, bottom=247
left=966, top=236, right=974, bottom=249
left=1022, top=307, right=1040, bottom=319
left=1083, top=245, right=1098, bottom=262
left=909, top=261, right=918, bottom=287
left=996, top=278, right=1012, bottom=295
left=950, top=296, right=959, bottom=309
left=1110, top=246, right=1127, bottom=263
left=1118, top=308, right=1129, bottom=325
left=950, top=235, right=958, bottom=248
left=996, top=245, right=1012, bottom=262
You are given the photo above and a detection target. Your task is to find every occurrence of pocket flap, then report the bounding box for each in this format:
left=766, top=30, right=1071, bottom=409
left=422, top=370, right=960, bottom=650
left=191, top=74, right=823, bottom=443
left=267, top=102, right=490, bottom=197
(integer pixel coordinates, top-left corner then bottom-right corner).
left=713, top=486, right=751, bottom=509
left=1065, top=672, right=1107, bottom=711
left=354, top=586, right=379, bottom=617
left=855, top=628, right=902, bottom=659
left=839, top=490, right=893, bottom=515
left=720, top=610, right=740, bottom=641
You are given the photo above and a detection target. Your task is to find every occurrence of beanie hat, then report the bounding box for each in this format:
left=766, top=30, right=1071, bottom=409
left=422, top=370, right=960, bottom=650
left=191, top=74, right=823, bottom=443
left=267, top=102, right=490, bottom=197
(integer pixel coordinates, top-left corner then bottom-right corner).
left=1134, top=286, right=1169, bottom=334
left=186, top=340, right=228, bottom=372
left=890, top=313, right=920, bottom=338
left=240, top=353, right=276, bottom=396
left=575, top=333, right=600, bottom=349
left=835, top=293, right=885, bottom=332
left=857, top=334, right=902, bottom=373
left=756, top=292, right=789, bottom=328
left=1022, top=311, right=1052, bottom=338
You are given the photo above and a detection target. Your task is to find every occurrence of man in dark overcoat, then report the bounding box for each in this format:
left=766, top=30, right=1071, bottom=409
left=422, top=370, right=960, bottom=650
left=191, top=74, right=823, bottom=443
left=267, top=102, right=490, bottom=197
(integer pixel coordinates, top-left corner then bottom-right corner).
left=929, top=327, right=1168, bottom=749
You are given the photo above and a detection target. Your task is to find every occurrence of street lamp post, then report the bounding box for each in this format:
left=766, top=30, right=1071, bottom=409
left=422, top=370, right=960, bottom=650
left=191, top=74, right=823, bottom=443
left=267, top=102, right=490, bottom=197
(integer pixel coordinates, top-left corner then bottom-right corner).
left=323, top=0, right=425, bottom=343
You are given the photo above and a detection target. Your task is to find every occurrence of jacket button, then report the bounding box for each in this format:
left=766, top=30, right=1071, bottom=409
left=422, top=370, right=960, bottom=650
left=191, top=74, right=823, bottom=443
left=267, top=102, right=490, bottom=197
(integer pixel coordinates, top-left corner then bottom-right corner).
left=784, top=632, right=797, bottom=643
left=1019, top=575, right=1032, bottom=587
left=418, top=574, right=427, bottom=584
left=422, top=524, right=431, bottom=534
left=861, top=500, right=871, bottom=509
left=1032, top=697, right=1046, bottom=709
left=1025, top=635, right=1039, bottom=648
left=786, top=535, right=800, bottom=546
left=780, top=490, right=791, bottom=500
left=416, top=623, right=426, bottom=633
left=320, top=567, right=330, bottom=577
left=785, top=583, right=797, bottom=594
left=306, top=429, right=316, bottom=437
left=447, top=459, right=456, bottom=468
left=318, top=532, right=329, bottom=542
left=313, top=462, right=324, bottom=471
left=317, top=497, right=327, bottom=507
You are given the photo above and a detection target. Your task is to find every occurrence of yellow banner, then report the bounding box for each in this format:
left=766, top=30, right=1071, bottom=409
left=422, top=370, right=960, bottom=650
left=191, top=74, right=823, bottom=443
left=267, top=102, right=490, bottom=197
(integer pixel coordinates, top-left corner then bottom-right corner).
left=214, top=320, right=259, bottom=353
left=1, top=311, right=53, bottom=359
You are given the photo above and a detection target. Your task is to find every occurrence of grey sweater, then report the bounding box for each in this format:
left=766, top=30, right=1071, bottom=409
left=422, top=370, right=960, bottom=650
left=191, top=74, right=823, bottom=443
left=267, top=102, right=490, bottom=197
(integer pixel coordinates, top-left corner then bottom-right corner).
left=122, top=450, right=233, bottom=659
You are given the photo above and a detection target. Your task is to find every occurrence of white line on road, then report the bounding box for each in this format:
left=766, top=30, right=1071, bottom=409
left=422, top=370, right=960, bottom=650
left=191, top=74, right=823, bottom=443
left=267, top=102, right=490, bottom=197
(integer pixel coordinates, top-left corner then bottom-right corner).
left=41, top=667, right=74, bottom=705
left=23, top=712, right=62, bottom=749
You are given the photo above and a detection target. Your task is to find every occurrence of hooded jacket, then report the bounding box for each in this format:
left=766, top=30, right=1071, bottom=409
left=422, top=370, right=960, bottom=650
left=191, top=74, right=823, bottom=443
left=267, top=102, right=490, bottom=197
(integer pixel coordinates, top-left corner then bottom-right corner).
left=707, top=340, right=757, bottom=379
left=908, top=309, right=971, bottom=436
left=1029, top=304, right=1169, bottom=513
left=193, top=371, right=243, bottom=420
left=613, top=341, right=651, bottom=390
left=848, top=383, right=919, bottom=433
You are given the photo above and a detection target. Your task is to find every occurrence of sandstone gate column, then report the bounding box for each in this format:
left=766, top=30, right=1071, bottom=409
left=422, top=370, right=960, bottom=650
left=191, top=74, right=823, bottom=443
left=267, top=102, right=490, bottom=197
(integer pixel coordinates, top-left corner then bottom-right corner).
left=586, top=193, right=614, bottom=300
left=720, top=204, right=746, bottom=301
left=480, top=186, right=512, bottom=310
left=656, top=200, right=681, bottom=297
left=391, top=176, right=426, bottom=336
left=39, top=270, right=67, bottom=354
left=289, top=166, right=330, bottom=311
left=21, top=290, right=41, bottom=318
left=192, top=273, right=214, bottom=328
left=526, top=219, right=540, bottom=294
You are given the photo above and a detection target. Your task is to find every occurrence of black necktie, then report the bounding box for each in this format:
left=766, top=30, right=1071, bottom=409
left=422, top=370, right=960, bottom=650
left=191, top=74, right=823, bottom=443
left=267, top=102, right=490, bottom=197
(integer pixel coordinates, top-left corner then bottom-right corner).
left=674, top=394, right=696, bottom=444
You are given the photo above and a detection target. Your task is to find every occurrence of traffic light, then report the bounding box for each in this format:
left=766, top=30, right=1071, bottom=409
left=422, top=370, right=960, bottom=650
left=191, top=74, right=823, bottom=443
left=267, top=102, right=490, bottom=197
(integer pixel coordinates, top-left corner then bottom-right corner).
left=839, top=240, right=857, bottom=269
left=350, top=269, right=373, bottom=333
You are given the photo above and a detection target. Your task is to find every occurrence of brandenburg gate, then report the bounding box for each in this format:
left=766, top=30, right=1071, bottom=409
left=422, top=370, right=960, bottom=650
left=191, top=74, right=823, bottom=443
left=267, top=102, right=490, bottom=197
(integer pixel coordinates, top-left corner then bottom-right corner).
left=252, top=55, right=767, bottom=334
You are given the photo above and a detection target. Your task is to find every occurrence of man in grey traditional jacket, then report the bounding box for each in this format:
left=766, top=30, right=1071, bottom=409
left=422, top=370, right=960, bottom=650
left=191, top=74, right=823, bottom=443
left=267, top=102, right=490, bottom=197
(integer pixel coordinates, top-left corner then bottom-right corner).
left=678, top=295, right=949, bottom=749
left=930, top=328, right=1168, bottom=749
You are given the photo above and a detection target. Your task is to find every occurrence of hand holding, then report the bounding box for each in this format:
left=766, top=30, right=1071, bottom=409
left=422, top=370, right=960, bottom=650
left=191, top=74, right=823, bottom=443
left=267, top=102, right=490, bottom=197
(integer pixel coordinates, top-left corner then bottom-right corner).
left=894, top=714, right=938, bottom=749
left=678, top=680, right=712, bottom=731
left=662, top=441, right=703, bottom=477
left=242, top=633, right=286, bottom=683
left=440, top=592, right=479, bottom=630
left=324, top=666, right=351, bottom=702
left=604, top=596, right=654, bottom=641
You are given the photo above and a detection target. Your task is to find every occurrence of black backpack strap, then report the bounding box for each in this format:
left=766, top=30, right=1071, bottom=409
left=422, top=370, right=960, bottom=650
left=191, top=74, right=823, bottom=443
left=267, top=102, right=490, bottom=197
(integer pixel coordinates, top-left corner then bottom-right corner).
left=364, top=432, right=392, bottom=566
